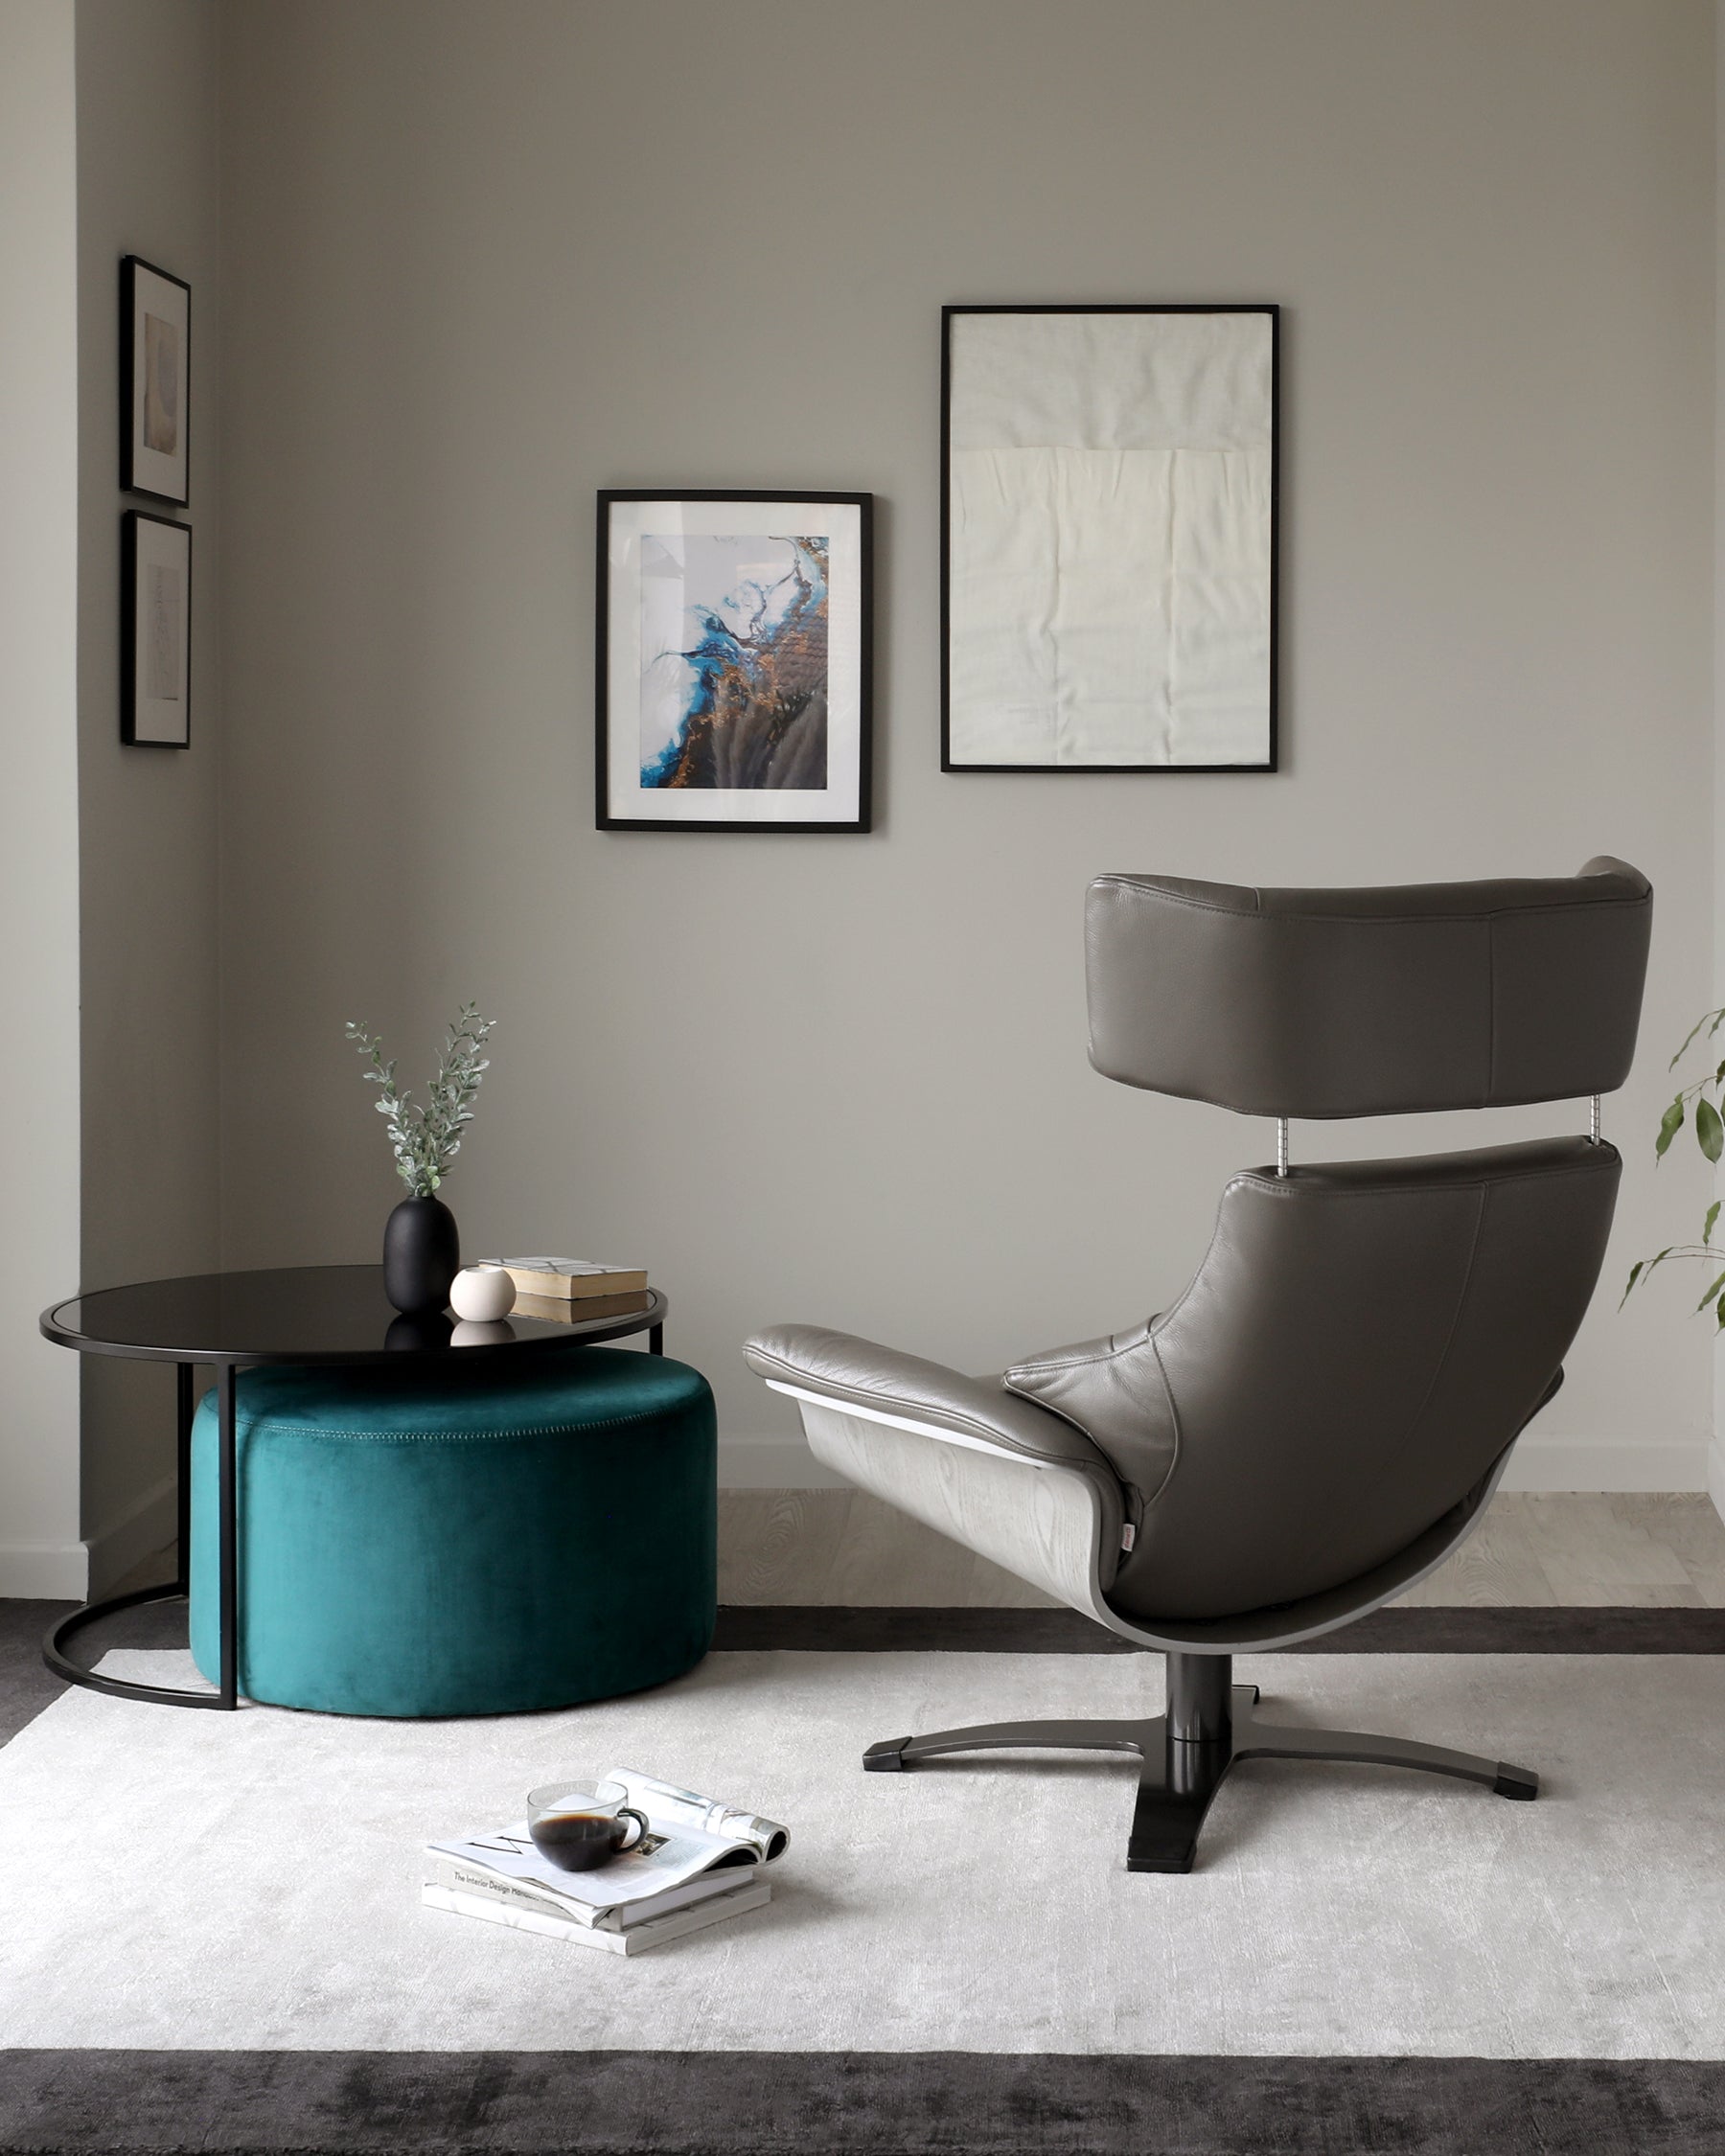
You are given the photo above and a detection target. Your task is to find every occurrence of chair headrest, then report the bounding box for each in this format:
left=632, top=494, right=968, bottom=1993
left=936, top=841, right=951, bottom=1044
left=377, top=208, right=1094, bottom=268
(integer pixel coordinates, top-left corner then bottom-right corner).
left=1085, top=858, right=1652, bottom=1119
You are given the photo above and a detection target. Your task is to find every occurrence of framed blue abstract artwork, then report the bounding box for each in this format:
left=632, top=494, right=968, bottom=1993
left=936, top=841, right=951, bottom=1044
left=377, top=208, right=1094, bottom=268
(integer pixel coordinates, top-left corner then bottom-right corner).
left=597, top=491, right=873, bottom=832
left=942, top=305, right=1278, bottom=772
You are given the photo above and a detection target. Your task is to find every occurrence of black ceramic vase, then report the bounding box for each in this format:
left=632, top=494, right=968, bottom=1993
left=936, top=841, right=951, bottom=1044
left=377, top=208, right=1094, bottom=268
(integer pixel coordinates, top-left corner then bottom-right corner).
left=383, top=1195, right=460, bottom=1315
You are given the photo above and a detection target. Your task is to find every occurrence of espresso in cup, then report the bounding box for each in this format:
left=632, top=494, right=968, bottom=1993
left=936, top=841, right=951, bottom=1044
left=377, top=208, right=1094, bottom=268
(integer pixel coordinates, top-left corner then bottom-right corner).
left=526, top=1781, right=650, bottom=1872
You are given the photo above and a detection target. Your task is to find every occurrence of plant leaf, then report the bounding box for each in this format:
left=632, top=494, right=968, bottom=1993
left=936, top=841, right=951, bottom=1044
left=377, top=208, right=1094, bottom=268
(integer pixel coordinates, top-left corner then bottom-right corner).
left=1639, top=1250, right=1682, bottom=1294
left=1697, top=1098, right=1722, bottom=1164
left=1705, top=1202, right=1720, bottom=1246
left=1671, top=1008, right=1725, bottom=1067
left=1622, top=1250, right=1681, bottom=1304
left=1656, top=1097, right=1686, bottom=1158
left=1695, top=1269, right=1725, bottom=1313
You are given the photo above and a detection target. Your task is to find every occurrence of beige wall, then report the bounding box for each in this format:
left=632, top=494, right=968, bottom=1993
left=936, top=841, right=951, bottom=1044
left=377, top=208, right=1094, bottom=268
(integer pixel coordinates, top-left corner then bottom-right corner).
left=75, top=0, right=224, bottom=1592
left=0, top=0, right=83, bottom=1594
left=207, top=0, right=1715, bottom=1488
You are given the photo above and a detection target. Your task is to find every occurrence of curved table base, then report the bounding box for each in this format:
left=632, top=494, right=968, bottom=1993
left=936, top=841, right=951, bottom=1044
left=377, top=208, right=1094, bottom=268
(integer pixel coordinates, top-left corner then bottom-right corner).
left=43, top=1581, right=232, bottom=1710
left=39, top=1304, right=672, bottom=1714
left=862, top=1654, right=1537, bottom=1875
left=42, top=1361, right=240, bottom=1711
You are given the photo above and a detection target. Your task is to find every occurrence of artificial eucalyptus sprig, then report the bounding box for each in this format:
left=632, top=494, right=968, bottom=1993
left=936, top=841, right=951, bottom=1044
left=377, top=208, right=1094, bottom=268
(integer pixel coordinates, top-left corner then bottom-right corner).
left=345, top=1002, right=495, bottom=1198
left=1622, top=1006, right=1725, bottom=1320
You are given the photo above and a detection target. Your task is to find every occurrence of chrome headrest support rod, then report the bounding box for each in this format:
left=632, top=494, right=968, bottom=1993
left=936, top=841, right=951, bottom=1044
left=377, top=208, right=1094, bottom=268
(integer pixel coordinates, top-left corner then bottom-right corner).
left=1590, top=1094, right=1601, bottom=1146
left=1276, top=1118, right=1290, bottom=1177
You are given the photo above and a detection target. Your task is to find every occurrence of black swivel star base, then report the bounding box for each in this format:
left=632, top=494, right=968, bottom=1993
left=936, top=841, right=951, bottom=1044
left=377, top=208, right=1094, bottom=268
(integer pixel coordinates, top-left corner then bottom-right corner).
left=862, top=1650, right=1537, bottom=1874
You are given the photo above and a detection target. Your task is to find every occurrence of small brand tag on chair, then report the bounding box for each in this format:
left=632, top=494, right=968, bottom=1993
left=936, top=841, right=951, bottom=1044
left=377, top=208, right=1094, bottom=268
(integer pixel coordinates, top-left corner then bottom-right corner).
left=1120, top=1524, right=1137, bottom=1551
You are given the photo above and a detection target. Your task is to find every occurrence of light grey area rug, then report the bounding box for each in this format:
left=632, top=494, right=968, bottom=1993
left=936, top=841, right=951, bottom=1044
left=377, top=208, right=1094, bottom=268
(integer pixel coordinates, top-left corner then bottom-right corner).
left=2, top=1645, right=1722, bottom=2060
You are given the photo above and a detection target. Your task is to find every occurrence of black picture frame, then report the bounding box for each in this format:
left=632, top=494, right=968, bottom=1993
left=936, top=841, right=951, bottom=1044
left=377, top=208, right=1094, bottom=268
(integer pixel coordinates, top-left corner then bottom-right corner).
left=121, top=255, right=191, bottom=505
left=122, top=511, right=192, bottom=748
left=941, top=303, right=1279, bottom=774
left=596, top=489, right=873, bottom=834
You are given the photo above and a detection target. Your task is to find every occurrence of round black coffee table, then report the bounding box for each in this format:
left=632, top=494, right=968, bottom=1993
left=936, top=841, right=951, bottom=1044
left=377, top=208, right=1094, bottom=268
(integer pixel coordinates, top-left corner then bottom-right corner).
left=38, top=1266, right=668, bottom=1712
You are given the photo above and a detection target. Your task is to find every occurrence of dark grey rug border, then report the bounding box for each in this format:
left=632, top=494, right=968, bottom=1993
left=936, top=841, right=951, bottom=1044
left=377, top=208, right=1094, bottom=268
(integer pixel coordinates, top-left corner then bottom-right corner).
left=709, top=1603, right=1725, bottom=1655
left=2, top=2049, right=1724, bottom=2156
left=8, top=1601, right=1723, bottom=1755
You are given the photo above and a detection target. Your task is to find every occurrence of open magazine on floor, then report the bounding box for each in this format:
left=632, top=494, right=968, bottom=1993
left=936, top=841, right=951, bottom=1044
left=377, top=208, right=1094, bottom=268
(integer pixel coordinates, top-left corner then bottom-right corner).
left=424, top=1771, right=790, bottom=1934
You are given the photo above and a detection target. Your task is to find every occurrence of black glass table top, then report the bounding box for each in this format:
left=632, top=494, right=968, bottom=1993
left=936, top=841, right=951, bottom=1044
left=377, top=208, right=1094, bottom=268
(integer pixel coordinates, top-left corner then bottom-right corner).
left=41, top=1266, right=666, bottom=1365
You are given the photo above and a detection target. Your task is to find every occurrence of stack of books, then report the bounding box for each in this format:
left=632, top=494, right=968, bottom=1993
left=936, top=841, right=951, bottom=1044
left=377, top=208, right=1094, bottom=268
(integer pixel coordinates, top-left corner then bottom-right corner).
left=422, top=1770, right=787, bottom=1957
left=491, top=1257, right=651, bottom=1323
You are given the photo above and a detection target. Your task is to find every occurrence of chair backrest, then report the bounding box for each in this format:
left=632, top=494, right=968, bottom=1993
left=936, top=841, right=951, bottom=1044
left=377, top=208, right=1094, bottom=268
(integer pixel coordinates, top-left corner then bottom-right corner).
left=1086, top=856, right=1651, bottom=1118
left=1036, top=859, right=1653, bottom=1622
left=1097, top=1137, right=1621, bottom=1617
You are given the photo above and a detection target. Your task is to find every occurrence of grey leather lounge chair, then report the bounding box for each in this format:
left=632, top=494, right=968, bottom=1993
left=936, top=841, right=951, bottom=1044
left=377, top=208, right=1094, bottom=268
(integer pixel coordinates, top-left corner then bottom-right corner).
left=744, top=860, right=1653, bottom=1872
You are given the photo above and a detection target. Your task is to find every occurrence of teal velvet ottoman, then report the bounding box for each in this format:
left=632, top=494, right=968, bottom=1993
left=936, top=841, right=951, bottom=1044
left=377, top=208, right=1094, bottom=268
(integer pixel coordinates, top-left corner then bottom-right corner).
left=188, top=1348, right=716, bottom=1716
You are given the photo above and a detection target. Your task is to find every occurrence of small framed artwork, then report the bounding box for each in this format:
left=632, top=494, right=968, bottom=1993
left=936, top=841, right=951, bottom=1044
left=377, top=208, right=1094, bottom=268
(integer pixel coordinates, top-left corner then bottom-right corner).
left=943, top=304, right=1278, bottom=772
left=597, top=490, right=872, bottom=833
left=121, top=255, right=190, bottom=504
left=122, top=512, right=192, bottom=747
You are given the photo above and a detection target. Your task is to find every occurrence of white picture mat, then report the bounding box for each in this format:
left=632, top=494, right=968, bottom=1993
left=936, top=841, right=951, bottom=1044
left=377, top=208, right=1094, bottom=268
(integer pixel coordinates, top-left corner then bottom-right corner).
left=130, top=518, right=190, bottom=743
left=128, top=262, right=189, bottom=502
left=947, top=310, right=1273, bottom=768
left=606, top=498, right=864, bottom=824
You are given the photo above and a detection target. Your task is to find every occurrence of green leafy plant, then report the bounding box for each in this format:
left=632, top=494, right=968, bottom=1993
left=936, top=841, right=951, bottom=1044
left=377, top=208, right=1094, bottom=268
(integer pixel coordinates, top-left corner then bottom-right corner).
left=345, top=1002, right=495, bottom=1198
left=1622, top=1007, right=1725, bottom=1323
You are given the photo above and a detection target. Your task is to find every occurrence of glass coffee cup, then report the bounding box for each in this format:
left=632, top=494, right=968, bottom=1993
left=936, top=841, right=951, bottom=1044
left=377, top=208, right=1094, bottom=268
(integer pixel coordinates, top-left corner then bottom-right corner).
left=526, top=1781, right=652, bottom=1871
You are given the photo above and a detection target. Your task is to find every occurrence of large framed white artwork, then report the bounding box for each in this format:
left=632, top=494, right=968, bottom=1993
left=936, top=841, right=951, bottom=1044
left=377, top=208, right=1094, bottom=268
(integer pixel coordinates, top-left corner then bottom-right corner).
left=942, top=305, right=1277, bottom=772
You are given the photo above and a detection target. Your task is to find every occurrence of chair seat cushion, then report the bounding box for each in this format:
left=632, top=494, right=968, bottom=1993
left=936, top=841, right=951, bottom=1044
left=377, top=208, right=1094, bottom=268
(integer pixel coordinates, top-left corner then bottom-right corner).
left=189, top=1348, right=716, bottom=1717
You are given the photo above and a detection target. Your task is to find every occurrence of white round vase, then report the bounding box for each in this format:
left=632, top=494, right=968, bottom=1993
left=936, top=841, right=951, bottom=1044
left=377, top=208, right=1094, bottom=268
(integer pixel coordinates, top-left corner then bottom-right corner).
left=449, top=1264, right=517, bottom=1322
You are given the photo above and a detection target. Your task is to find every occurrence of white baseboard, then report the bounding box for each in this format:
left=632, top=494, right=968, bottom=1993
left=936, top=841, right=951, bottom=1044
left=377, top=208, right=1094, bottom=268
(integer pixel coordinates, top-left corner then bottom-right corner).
left=82, top=1473, right=178, bottom=1600
left=1492, top=1433, right=1709, bottom=1493
left=0, top=1477, right=176, bottom=1600
left=0, top=1541, right=89, bottom=1599
left=720, top=1436, right=847, bottom=1490
left=723, top=1432, right=1711, bottom=1496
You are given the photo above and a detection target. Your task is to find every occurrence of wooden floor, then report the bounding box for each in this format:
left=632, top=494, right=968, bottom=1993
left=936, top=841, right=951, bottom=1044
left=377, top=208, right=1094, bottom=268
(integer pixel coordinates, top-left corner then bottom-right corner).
left=112, top=1490, right=1725, bottom=1610
left=715, top=1490, right=1725, bottom=1609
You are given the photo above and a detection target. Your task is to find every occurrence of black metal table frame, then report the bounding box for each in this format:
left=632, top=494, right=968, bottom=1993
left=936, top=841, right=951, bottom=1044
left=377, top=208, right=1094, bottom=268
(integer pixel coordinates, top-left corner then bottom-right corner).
left=39, top=1292, right=666, bottom=1712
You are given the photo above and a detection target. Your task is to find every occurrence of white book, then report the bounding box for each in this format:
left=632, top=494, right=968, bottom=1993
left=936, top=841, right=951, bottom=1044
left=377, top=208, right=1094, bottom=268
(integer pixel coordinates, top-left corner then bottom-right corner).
left=422, top=1876, right=770, bottom=1956
left=425, top=1854, right=754, bottom=1931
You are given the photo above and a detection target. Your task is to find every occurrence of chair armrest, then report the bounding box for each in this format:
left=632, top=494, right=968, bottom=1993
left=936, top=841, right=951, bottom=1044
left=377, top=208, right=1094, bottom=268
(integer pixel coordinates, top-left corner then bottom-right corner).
left=744, top=1324, right=1120, bottom=1477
